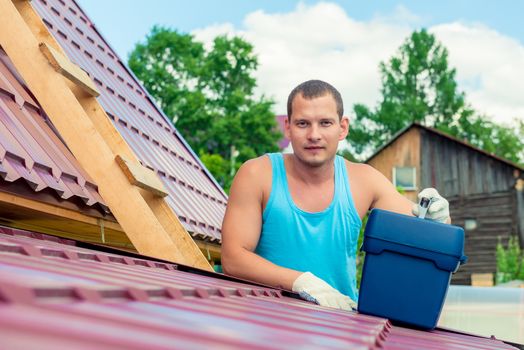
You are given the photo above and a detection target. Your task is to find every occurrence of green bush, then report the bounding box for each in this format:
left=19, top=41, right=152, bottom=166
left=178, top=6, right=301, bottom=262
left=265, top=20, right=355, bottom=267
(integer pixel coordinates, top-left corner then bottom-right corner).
left=496, top=236, right=524, bottom=284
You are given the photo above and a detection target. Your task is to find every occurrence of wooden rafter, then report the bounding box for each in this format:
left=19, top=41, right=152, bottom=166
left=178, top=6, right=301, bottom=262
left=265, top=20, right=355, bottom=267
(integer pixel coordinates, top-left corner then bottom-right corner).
left=1, top=0, right=213, bottom=270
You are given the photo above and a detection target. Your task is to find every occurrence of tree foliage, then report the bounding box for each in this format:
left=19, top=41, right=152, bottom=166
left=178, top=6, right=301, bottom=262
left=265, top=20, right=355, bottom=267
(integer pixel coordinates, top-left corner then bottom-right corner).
left=496, top=236, right=524, bottom=284
left=128, top=27, right=281, bottom=191
left=349, top=29, right=524, bottom=164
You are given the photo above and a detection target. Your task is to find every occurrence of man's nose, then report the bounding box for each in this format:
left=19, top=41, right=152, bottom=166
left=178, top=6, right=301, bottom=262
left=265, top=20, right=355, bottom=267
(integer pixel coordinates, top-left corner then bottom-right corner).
left=307, top=124, right=321, bottom=141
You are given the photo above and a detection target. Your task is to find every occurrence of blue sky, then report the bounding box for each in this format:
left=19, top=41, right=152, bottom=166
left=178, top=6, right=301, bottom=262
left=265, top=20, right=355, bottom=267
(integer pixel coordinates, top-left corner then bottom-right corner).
left=76, top=1, right=524, bottom=124
left=77, top=0, right=523, bottom=59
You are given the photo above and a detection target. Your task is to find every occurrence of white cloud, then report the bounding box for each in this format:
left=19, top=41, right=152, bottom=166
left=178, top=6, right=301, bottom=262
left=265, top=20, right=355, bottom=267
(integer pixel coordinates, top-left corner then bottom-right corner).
left=431, top=23, right=524, bottom=125
left=192, top=2, right=524, bottom=127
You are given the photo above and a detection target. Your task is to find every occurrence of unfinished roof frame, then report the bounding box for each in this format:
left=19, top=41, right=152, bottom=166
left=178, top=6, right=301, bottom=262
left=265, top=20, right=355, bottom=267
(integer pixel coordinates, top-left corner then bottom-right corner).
left=0, top=0, right=212, bottom=270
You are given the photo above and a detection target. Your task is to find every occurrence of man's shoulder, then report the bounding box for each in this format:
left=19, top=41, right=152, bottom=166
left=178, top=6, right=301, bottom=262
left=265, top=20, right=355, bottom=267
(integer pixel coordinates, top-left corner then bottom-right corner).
left=241, top=155, right=271, bottom=172
left=236, top=155, right=272, bottom=182
left=230, top=155, right=273, bottom=200
left=342, top=158, right=377, bottom=176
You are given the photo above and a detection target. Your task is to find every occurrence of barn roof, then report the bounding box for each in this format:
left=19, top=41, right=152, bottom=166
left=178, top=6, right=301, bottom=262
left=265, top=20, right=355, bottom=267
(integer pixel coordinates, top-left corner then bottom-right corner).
left=365, top=122, right=524, bottom=172
left=0, top=226, right=516, bottom=349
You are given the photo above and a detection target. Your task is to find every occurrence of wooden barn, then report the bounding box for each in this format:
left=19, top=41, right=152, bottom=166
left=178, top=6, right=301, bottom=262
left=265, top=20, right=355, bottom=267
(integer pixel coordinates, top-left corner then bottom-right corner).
left=366, top=122, right=524, bottom=285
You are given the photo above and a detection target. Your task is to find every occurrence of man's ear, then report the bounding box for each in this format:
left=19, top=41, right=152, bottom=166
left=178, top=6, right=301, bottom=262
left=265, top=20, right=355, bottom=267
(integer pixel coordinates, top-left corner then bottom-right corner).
left=284, top=117, right=291, bottom=139
left=339, top=116, right=349, bottom=140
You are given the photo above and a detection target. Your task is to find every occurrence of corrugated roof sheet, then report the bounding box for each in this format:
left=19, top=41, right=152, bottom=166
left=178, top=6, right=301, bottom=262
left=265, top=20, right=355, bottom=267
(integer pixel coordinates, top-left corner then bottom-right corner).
left=0, top=226, right=516, bottom=349
left=0, top=46, right=107, bottom=214
left=31, top=0, right=227, bottom=241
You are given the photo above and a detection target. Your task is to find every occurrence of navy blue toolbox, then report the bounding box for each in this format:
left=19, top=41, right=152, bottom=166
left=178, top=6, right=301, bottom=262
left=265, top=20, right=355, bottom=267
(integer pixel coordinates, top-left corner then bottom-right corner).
left=357, top=209, right=467, bottom=329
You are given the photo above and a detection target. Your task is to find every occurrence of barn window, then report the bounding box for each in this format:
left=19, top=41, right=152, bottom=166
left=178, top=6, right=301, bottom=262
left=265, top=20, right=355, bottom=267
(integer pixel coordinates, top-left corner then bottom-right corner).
left=393, top=167, right=416, bottom=190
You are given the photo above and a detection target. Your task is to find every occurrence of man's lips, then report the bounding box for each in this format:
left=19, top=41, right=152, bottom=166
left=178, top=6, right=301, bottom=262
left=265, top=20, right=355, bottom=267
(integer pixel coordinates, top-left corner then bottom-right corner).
left=304, top=146, right=325, bottom=150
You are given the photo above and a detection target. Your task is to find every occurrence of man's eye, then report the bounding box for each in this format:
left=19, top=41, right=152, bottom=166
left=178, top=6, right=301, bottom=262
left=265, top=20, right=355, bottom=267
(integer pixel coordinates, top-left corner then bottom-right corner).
left=296, top=121, right=307, bottom=127
left=321, top=121, right=333, bottom=126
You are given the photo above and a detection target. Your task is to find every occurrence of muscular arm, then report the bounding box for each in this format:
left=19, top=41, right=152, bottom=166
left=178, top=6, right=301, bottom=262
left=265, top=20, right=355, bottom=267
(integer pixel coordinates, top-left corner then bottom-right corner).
left=350, top=163, right=451, bottom=223
left=364, top=164, right=414, bottom=215
left=221, top=158, right=301, bottom=290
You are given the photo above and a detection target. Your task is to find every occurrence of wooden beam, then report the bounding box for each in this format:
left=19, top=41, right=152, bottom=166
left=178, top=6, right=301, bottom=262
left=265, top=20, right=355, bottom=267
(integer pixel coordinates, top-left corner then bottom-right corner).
left=470, top=273, right=493, bottom=287
left=195, top=240, right=222, bottom=261
left=0, top=190, right=121, bottom=231
left=39, top=42, right=99, bottom=97
left=115, top=155, right=168, bottom=197
left=0, top=0, right=212, bottom=270
left=13, top=0, right=64, bottom=55
left=0, top=192, right=133, bottom=248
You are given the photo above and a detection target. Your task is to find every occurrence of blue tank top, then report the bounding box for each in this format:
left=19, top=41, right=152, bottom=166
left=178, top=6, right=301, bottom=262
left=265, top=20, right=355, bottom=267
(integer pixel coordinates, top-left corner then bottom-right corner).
left=255, top=153, right=362, bottom=301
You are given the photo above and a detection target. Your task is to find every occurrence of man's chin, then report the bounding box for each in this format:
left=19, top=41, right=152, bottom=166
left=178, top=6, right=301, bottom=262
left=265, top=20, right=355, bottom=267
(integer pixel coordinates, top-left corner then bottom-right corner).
left=295, top=153, right=329, bottom=168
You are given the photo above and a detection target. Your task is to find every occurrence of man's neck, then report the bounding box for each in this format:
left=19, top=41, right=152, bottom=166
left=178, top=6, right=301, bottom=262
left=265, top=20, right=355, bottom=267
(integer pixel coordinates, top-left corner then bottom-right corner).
left=285, top=154, right=336, bottom=186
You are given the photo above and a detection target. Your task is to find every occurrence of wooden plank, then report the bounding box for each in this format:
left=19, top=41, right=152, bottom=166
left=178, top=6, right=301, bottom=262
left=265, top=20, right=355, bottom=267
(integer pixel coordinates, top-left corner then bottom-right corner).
left=0, top=193, right=133, bottom=248
left=12, top=0, right=65, bottom=56
left=0, top=0, right=212, bottom=270
left=195, top=240, right=222, bottom=261
left=471, top=273, right=494, bottom=287
left=115, top=155, right=168, bottom=197
left=0, top=190, right=121, bottom=231
left=39, top=42, right=99, bottom=97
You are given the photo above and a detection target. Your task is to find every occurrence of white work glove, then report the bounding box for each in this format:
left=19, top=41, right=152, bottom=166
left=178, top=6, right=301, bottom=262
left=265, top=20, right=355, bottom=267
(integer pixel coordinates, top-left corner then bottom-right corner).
left=412, top=188, right=450, bottom=223
left=292, top=272, right=356, bottom=311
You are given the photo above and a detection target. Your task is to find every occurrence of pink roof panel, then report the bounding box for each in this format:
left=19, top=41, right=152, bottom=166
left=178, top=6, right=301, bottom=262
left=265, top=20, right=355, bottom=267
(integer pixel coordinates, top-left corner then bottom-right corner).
left=0, top=226, right=517, bottom=349
left=0, top=47, right=107, bottom=213
left=32, top=0, right=227, bottom=241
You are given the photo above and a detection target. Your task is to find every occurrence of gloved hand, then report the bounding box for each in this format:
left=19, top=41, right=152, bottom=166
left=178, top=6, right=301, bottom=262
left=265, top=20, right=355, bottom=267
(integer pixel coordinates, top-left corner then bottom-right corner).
left=412, top=188, right=450, bottom=223
left=292, top=272, right=356, bottom=311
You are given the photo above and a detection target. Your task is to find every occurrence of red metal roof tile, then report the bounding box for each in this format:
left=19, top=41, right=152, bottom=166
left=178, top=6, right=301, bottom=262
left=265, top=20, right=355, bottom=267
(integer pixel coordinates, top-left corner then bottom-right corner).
left=0, top=227, right=517, bottom=349
left=0, top=47, right=107, bottom=214
left=32, top=0, right=227, bottom=241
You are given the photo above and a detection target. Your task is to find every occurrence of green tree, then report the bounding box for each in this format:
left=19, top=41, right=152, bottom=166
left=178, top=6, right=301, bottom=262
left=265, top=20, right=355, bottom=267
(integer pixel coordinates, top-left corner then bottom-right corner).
left=349, top=29, right=524, bottom=165
left=128, top=27, right=281, bottom=191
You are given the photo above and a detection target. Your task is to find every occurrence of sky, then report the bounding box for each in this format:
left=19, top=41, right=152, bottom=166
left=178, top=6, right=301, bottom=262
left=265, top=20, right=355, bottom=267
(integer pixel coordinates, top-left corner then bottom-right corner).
left=76, top=0, right=524, bottom=126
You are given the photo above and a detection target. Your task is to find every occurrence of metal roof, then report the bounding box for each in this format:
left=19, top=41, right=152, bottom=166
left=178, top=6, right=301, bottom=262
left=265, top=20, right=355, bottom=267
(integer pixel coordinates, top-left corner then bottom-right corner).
left=31, top=0, right=227, bottom=241
left=0, top=226, right=516, bottom=349
left=0, top=46, right=107, bottom=214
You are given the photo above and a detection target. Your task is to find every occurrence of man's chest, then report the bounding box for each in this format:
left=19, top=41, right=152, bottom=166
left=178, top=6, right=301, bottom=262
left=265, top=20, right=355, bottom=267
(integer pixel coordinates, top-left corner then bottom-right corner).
left=287, top=180, right=334, bottom=213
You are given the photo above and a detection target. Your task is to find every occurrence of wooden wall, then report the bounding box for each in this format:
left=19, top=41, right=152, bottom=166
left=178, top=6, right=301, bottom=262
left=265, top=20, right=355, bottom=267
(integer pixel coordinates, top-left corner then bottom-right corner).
left=419, top=129, right=518, bottom=196
left=367, top=127, right=421, bottom=202
left=516, top=180, right=524, bottom=246
left=448, top=191, right=515, bottom=285
left=418, top=128, right=522, bottom=284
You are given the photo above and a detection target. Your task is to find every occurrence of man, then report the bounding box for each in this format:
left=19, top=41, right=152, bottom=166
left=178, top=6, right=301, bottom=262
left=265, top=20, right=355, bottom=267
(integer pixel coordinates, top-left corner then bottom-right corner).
left=221, top=80, right=449, bottom=311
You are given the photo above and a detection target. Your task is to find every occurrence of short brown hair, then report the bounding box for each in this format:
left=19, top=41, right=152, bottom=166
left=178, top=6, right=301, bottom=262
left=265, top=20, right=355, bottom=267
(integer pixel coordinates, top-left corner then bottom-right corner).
left=287, top=80, right=344, bottom=119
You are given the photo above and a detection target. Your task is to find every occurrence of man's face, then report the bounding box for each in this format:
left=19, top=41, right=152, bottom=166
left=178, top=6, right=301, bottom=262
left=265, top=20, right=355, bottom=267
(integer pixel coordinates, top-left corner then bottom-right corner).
left=285, top=93, right=348, bottom=167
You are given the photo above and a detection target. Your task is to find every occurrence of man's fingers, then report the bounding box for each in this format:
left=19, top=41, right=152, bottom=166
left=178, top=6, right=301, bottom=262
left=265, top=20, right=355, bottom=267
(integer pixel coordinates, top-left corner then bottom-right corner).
left=428, top=199, right=446, bottom=213
left=418, top=187, right=439, bottom=199
left=431, top=214, right=449, bottom=223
